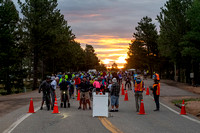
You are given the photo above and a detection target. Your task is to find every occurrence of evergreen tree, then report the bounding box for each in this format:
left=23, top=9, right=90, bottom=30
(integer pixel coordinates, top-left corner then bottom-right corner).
left=157, top=0, right=192, bottom=81
left=0, top=0, right=21, bottom=94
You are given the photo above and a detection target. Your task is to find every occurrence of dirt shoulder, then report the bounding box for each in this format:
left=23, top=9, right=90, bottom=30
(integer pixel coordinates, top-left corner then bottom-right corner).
left=0, top=90, right=41, bottom=117
left=161, top=79, right=200, bottom=94
left=160, top=79, right=200, bottom=119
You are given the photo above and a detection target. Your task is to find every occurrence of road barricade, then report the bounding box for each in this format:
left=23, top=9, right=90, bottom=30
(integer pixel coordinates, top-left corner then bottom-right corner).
left=93, top=92, right=108, bottom=117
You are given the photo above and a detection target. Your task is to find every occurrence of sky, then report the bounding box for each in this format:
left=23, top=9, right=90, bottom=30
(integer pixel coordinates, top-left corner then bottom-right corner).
left=13, top=0, right=167, bottom=68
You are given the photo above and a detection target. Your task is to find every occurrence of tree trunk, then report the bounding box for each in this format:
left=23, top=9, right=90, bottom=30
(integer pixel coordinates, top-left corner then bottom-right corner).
left=5, top=69, right=11, bottom=94
left=33, top=47, right=38, bottom=90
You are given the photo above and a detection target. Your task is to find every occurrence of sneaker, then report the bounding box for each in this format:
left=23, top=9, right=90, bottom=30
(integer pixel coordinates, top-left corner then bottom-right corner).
left=89, top=107, right=92, bottom=110
left=109, top=110, right=114, bottom=112
left=78, top=106, right=81, bottom=110
left=154, top=109, right=159, bottom=111
left=115, top=110, right=119, bottom=112
left=40, top=107, right=43, bottom=110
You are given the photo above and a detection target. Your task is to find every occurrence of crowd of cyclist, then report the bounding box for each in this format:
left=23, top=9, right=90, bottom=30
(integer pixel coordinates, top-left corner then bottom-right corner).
left=38, top=70, right=159, bottom=111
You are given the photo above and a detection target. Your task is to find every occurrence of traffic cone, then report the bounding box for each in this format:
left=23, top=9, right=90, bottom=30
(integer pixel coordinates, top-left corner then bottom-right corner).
left=121, top=83, right=125, bottom=95
left=77, top=90, right=80, bottom=101
left=52, top=98, right=60, bottom=114
left=124, top=90, right=128, bottom=101
left=27, top=98, right=35, bottom=113
left=138, top=99, right=146, bottom=115
left=146, top=87, right=149, bottom=95
left=180, top=100, right=186, bottom=115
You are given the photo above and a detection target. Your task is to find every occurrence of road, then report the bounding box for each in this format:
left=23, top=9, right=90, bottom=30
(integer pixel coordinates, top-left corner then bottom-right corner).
left=1, top=79, right=200, bottom=133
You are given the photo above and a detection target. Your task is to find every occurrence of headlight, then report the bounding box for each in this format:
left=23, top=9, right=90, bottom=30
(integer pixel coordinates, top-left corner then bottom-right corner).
left=63, top=91, right=65, bottom=94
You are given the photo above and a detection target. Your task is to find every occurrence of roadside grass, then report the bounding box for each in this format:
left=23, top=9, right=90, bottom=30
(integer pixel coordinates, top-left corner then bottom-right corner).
left=0, top=81, right=34, bottom=96
left=172, top=98, right=200, bottom=105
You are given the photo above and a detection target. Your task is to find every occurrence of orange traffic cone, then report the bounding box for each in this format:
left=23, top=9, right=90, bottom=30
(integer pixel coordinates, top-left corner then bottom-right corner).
left=77, top=90, right=80, bottom=101
left=28, top=98, right=35, bottom=113
left=180, top=100, right=186, bottom=115
left=138, top=99, right=146, bottom=115
left=121, top=83, right=125, bottom=95
left=146, top=87, right=149, bottom=95
left=52, top=98, right=60, bottom=114
left=124, top=90, right=128, bottom=101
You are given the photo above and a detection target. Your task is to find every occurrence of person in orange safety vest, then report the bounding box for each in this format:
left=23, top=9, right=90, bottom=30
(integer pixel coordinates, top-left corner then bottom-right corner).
left=152, top=79, right=160, bottom=111
left=134, top=75, right=144, bottom=112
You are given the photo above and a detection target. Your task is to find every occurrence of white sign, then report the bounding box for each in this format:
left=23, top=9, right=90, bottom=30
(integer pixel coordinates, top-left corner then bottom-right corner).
left=93, top=92, right=108, bottom=117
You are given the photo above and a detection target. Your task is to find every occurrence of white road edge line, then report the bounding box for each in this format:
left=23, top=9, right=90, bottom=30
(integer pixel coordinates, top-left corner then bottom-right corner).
left=149, top=95, right=200, bottom=124
left=3, top=98, right=60, bottom=133
left=3, top=107, right=40, bottom=133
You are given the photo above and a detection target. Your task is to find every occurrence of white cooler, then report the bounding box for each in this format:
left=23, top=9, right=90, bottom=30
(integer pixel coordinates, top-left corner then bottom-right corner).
left=92, top=92, right=108, bottom=117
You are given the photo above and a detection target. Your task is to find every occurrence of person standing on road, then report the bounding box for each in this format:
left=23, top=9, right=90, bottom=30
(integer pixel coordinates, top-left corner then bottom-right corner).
left=50, top=77, right=59, bottom=109
left=78, top=77, right=91, bottom=110
left=125, top=75, right=131, bottom=90
left=134, top=75, right=144, bottom=112
left=93, top=78, right=101, bottom=94
left=74, top=75, right=81, bottom=97
left=39, top=76, right=52, bottom=110
left=152, top=79, right=160, bottom=111
left=110, top=78, right=120, bottom=112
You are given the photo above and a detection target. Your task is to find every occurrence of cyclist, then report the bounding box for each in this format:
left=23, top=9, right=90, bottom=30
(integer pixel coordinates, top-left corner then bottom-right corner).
left=39, top=76, right=52, bottom=110
left=59, top=76, right=70, bottom=107
left=125, top=75, right=131, bottom=90
left=78, top=77, right=91, bottom=110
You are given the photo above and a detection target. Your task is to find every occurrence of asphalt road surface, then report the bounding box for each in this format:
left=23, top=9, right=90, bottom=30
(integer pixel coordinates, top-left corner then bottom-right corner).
left=1, top=79, right=200, bottom=133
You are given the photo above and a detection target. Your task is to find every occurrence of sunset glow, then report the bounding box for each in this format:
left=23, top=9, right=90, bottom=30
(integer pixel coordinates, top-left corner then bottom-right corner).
left=76, top=35, right=130, bottom=68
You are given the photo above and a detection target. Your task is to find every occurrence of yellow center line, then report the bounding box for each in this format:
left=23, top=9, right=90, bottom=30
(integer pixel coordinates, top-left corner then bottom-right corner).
left=98, top=117, right=123, bottom=133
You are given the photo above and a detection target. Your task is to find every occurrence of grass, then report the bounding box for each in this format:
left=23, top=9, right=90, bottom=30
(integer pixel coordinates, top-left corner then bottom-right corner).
left=0, top=81, right=34, bottom=96
left=172, top=98, right=200, bottom=105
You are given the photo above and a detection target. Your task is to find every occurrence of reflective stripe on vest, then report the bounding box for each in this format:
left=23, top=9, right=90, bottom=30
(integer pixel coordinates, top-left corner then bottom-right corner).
left=156, top=73, right=160, bottom=80
left=153, top=83, right=160, bottom=95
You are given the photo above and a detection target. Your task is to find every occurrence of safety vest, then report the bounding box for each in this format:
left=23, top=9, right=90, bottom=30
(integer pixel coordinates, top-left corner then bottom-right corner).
left=134, top=81, right=143, bottom=92
left=153, top=83, right=160, bottom=95
left=155, top=73, right=160, bottom=81
left=65, top=75, right=68, bottom=80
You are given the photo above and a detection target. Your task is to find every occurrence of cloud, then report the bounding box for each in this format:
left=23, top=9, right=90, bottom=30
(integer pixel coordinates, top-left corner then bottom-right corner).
left=12, top=0, right=167, bottom=68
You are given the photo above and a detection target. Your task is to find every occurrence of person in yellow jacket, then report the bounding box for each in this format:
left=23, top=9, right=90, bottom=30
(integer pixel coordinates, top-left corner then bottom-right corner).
left=152, top=79, right=160, bottom=111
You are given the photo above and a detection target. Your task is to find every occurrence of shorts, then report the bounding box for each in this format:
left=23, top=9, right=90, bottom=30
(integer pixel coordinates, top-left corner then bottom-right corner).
left=80, top=92, right=90, bottom=100
left=111, top=96, right=119, bottom=106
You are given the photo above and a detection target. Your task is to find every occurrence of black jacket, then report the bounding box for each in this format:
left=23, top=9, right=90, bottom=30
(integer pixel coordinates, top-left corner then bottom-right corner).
left=79, top=81, right=89, bottom=92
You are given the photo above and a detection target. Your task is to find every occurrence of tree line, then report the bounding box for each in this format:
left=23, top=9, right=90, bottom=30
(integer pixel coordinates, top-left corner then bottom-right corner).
left=125, top=0, right=200, bottom=85
left=0, top=0, right=106, bottom=94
